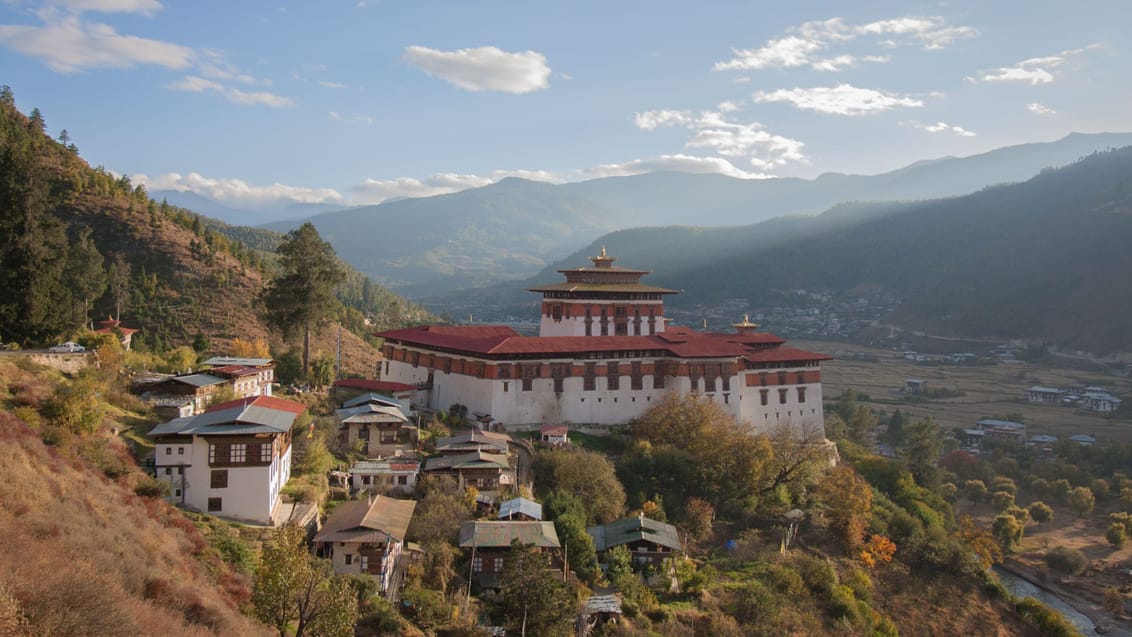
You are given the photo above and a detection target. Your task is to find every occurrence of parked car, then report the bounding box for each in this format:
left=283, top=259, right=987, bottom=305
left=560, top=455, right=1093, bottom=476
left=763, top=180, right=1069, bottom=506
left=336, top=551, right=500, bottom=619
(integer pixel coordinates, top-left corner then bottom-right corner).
left=48, top=341, right=85, bottom=353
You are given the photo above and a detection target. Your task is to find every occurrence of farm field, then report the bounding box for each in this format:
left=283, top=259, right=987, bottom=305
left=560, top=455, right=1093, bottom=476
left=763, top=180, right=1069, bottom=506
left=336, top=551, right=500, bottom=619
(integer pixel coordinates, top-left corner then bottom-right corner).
left=796, top=340, right=1132, bottom=445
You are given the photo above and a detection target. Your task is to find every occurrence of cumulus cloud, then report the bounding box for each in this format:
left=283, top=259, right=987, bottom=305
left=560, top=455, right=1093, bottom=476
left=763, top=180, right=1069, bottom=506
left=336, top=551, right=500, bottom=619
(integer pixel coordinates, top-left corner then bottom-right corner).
left=404, top=45, right=550, bottom=93
left=169, top=75, right=294, bottom=107
left=715, top=15, right=974, bottom=72
left=133, top=172, right=344, bottom=208
left=970, top=48, right=1086, bottom=85
left=1027, top=102, right=1056, bottom=115
left=329, top=111, right=373, bottom=125
left=717, top=100, right=741, bottom=112
left=902, top=120, right=976, bottom=137
left=634, top=109, right=807, bottom=169
left=753, top=84, right=923, bottom=115
left=0, top=14, right=191, bottom=72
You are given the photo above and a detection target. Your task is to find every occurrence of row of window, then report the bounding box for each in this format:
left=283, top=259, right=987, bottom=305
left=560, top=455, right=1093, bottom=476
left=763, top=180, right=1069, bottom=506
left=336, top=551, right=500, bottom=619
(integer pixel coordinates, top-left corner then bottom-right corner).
left=209, top=442, right=274, bottom=465
left=759, top=387, right=807, bottom=406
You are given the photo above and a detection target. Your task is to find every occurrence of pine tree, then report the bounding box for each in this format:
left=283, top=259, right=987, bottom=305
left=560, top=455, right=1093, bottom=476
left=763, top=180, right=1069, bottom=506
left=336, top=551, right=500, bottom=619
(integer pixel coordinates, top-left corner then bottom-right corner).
left=261, top=223, right=345, bottom=377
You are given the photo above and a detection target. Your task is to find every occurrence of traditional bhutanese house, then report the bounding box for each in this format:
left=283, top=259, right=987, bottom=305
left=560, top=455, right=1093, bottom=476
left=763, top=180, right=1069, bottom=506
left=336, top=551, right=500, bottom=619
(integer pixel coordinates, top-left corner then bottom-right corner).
left=458, top=520, right=561, bottom=588
left=1029, top=434, right=1058, bottom=453
left=587, top=515, right=682, bottom=567
left=434, top=429, right=512, bottom=456
left=904, top=378, right=927, bottom=394
left=209, top=365, right=270, bottom=400
left=332, top=378, right=417, bottom=415
left=147, top=395, right=301, bottom=525
left=1027, top=386, right=1065, bottom=404
left=1082, top=392, right=1122, bottom=413
left=376, top=250, right=831, bottom=436
left=93, top=316, right=139, bottom=350
left=976, top=418, right=1027, bottom=445
left=200, top=356, right=275, bottom=397
left=337, top=402, right=411, bottom=457
left=540, top=424, right=569, bottom=446
left=314, top=495, right=416, bottom=595
left=498, top=497, right=542, bottom=521
left=422, top=451, right=513, bottom=491
left=1070, top=434, right=1097, bottom=446
left=343, top=392, right=407, bottom=413
left=146, top=372, right=231, bottom=414
left=350, top=458, right=420, bottom=495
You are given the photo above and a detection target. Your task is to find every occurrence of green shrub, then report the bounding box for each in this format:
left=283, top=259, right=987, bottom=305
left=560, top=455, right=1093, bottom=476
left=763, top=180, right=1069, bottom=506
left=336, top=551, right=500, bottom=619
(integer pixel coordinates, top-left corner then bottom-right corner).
left=1044, top=546, right=1087, bottom=575
left=1015, top=597, right=1079, bottom=637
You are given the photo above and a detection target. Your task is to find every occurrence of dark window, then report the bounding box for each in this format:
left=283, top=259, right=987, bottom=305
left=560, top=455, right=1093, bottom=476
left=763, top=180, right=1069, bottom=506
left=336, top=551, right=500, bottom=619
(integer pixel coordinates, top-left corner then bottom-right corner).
left=178, top=447, right=184, bottom=455
left=362, top=475, right=371, bottom=485
left=797, top=387, right=807, bottom=403
left=705, top=375, right=716, bottom=392
left=584, top=363, right=596, bottom=391
left=630, top=362, right=643, bottom=390
left=796, top=371, right=806, bottom=384
left=615, top=323, right=628, bottom=336
left=778, top=388, right=788, bottom=404
left=653, top=362, right=666, bottom=389
left=211, top=469, right=228, bottom=489
left=607, top=363, right=619, bottom=391
left=499, top=365, right=512, bottom=379
left=165, top=447, right=172, bottom=455
left=164, top=467, right=171, bottom=475
left=778, top=371, right=787, bottom=385
left=503, top=381, right=509, bottom=392
left=398, top=475, right=408, bottom=485
left=207, top=497, right=222, bottom=512
left=722, top=375, right=731, bottom=392
left=759, top=372, right=767, bottom=386
left=760, top=389, right=769, bottom=406
left=345, top=554, right=353, bottom=565
left=551, top=303, right=563, bottom=320
left=358, top=427, right=369, bottom=440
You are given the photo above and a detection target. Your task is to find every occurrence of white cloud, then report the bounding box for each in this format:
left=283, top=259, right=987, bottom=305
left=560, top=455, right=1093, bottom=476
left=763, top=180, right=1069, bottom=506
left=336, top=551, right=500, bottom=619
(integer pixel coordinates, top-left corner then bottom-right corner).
left=1027, top=102, right=1056, bottom=115
left=0, top=14, right=191, bottom=72
left=169, top=75, right=294, bottom=107
left=329, top=111, right=373, bottom=125
left=634, top=109, right=807, bottom=169
left=903, top=120, right=976, bottom=137
left=133, top=172, right=344, bottom=208
left=352, top=173, right=493, bottom=204
left=49, top=0, right=163, bottom=14
left=717, top=100, right=741, bottom=113
left=714, top=15, right=974, bottom=72
left=403, top=45, right=550, bottom=93
left=583, top=154, right=773, bottom=180
left=970, top=49, right=1085, bottom=85
left=318, top=80, right=347, bottom=89
left=753, top=84, right=923, bottom=115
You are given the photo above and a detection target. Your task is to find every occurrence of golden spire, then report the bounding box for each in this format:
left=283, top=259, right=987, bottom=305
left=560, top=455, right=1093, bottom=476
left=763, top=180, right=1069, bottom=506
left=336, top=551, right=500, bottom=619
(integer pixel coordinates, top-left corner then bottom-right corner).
left=732, top=314, right=760, bottom=332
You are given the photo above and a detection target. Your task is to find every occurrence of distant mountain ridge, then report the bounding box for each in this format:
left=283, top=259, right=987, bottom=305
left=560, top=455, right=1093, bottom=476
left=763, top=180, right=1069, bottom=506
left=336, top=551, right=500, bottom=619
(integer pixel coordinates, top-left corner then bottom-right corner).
left=153, top=189, right=349, bottom=227
left=270, top=131, right=1132, bottom=297
left=529, top=147, right=1132, bottom=354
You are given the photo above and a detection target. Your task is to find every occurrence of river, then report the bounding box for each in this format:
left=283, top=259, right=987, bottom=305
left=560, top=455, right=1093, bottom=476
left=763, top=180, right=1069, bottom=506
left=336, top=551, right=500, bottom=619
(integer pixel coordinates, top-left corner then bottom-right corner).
left=994, top=567, right=1100, bottom=636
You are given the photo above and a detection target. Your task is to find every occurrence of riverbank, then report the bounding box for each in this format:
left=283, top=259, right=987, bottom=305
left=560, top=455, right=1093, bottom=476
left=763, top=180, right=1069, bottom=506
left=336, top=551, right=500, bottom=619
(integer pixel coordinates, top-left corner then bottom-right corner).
left=1000, top=559, right=1131, bottom=637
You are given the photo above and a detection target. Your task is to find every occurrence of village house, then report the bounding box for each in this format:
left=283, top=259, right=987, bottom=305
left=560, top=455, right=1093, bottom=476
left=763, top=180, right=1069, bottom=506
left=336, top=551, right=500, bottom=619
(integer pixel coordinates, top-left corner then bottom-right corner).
left=332, top=378, right=417, bottom=416
left=1027, top=386, right=1065, bottom=404
left=539, top=424, right=569, bottom=446
left=144, top=372, right=231, bottom=414
left=422, top=451, right=513, bottom=491
left=1082, top=391, right=1122, bottom=413
left=147, top=395, right=301, bottom=525
left=458, top=520, right=561, bottom=588
left=434, top=429, right=513, bottom=456
left=587, top=515, right=682, bottom=568
left=498, top=497, right=542, bottom=521
left=376, top=250, right=830, bottom=437
left=314, top=495, right=416, bottom=596
left=200, top=356, right=275, bottom=397
left=350, top=458, right=420, bottom=495
left=337, top=395, right=411, bottom=457
left=975, top=418, right=1027, bottom=445
left=93, top=316, right=139, bottom=350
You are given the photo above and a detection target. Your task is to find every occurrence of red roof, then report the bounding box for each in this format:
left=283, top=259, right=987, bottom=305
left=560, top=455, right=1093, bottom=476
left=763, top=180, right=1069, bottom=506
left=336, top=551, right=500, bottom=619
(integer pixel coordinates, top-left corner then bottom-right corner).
left=377, top=324, right=826, bottom=362
left=743, top=346, right=834, bottom=364
left=333, top=378, right=417, bottom=393
left=540, top=424, right=568, bottom=435
left=210, top=365, right=260, bottom=377
left=206, top=394, right=307, bottom=415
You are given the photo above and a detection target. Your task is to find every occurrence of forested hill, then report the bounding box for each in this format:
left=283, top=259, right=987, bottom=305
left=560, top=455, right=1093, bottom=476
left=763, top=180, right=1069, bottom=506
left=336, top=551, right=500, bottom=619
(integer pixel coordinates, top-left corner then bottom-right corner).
left=0, top=89, right=423, bottom=369
left=640, top=147, right=1132, bottom=354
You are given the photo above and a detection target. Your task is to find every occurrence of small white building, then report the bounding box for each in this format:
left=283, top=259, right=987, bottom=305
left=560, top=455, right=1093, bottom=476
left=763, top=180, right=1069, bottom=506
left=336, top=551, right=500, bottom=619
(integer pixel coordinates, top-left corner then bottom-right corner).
left=1027, top=386, right=1065, bottom=404
left=200, top=356, right=275, bottom=397
left=1082, top=392, right=1122, bottom=413
left=314, top=495, right=416, bottom=595
left=148, top=395, right=302, bottom=525
left=539, top=424, right=569, bottom=446
left=350, top=458, right=420, bottom=495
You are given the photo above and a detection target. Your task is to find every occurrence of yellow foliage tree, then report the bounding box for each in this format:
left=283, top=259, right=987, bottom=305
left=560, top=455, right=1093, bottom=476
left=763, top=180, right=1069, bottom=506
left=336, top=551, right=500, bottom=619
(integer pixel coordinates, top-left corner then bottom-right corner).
left=858, top=534, right=896, bottom=568
left=818, top=464, right=873, bottom=551
left=230, top=337, right=270, bottom=358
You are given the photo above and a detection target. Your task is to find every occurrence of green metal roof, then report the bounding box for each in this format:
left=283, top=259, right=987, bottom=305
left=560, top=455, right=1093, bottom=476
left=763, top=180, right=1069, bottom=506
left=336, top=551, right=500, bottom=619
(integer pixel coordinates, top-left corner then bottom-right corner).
left=587, top=516, right=681, bottom=552
left=458, top=520, right=560, bottom=548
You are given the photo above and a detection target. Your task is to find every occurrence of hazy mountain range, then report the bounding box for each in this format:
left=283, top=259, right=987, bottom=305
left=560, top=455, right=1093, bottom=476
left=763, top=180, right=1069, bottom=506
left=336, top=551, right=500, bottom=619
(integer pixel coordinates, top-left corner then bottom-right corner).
left=249, top=131, right=1132, bottom=297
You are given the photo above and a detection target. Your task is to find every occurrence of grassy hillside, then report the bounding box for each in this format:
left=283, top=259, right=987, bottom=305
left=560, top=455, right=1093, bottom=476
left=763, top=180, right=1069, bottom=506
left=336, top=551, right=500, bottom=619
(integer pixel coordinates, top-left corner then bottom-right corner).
left=0, top=90, right=427, bottom=374
left=0, top=359, right=270, bottom=636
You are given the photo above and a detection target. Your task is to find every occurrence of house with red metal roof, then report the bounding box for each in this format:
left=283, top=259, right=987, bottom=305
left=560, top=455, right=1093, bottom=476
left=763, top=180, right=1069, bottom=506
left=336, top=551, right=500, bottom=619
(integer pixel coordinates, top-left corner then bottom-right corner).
left=375, top=250, right=831, bottom=436
left=147, top=395, right=303, bottom=525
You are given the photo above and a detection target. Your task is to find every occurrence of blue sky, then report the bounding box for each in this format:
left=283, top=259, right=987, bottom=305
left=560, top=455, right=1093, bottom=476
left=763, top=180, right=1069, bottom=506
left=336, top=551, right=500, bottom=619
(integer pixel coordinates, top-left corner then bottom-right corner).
left=2, top=0, right=1131, bottom=212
